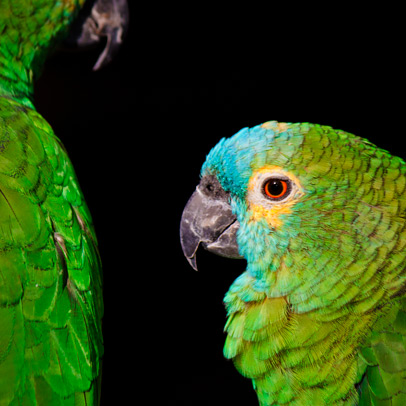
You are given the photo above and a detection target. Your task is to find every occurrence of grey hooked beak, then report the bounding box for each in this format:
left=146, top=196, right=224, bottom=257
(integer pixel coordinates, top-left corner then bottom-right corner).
left=180, top=175, right=242, bottom=271
left=67, top=0, right=129, bottom=70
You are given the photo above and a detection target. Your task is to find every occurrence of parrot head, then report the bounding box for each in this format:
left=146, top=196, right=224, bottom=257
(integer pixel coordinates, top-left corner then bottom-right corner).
left=180, top=121, right=406, bottom=313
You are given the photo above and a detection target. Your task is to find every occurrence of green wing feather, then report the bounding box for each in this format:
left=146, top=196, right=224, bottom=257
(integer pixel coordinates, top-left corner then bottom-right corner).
left=357, top=298, right=406, bottom=406
left=0, top=1, right=103, bottom=404
left=0, top=97, right=103, bottom=405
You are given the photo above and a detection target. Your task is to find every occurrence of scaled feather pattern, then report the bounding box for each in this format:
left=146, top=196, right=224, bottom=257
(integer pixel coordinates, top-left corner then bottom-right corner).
left=0, top=1, right=103, bottom=404
left=184, top=120, right=406, bottom=405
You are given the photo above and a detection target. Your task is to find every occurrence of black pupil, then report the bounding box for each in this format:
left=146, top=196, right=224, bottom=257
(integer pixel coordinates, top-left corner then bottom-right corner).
left=268, top=180, right=283, bottom=195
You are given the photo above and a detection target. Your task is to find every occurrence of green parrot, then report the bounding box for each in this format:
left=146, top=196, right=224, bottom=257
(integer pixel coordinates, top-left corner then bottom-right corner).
left=0, top=0, right=127, bottom=404
left=180, top=121, right=406, bottom=405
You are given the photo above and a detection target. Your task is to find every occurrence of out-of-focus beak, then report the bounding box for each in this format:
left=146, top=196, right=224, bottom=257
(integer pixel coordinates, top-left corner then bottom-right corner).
left=67, top=0, right=129, bottom=70
left=180, top=175, right=242, bottom=271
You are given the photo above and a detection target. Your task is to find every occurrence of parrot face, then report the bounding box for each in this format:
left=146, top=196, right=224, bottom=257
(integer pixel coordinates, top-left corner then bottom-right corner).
left=180, top=121, right=406, bottom=405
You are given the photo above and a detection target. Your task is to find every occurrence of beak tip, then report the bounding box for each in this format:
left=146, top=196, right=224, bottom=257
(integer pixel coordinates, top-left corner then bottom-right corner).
left=187, top=256, right=199, bottom=272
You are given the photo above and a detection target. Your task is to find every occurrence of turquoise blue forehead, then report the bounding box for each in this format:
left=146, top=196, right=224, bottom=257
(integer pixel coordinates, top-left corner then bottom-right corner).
left=201, top=123, right=292, bottom=198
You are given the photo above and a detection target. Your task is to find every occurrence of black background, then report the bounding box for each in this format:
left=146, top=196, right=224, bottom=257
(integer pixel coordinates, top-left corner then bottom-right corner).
left=33, top=4, right=402, bottom=405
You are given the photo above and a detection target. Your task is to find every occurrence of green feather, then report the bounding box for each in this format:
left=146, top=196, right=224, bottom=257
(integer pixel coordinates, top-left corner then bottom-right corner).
left=0, top=1, right=103, bottom=404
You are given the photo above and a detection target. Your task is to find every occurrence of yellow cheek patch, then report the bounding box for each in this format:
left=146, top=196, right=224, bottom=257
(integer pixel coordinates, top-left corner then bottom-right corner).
left=247, top=165, right=303, bottom=229
left=250, top=203, right=294, bottom=228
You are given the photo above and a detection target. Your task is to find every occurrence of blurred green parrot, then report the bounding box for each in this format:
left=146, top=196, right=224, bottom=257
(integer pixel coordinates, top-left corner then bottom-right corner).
left=0, top=0, right=127, bottom=404
left=181, top=121, right=406, bottom=405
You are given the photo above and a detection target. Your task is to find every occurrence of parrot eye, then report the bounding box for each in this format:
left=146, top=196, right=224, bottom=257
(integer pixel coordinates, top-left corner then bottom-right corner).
left=247, top=168, right=302, bottom=213
left=262, top=178, right=291, bottom=200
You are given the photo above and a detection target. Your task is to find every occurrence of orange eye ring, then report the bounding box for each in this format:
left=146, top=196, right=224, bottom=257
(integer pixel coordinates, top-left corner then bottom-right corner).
left=263, top=178, right=289, bottom=199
